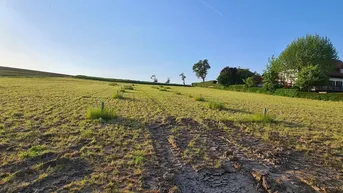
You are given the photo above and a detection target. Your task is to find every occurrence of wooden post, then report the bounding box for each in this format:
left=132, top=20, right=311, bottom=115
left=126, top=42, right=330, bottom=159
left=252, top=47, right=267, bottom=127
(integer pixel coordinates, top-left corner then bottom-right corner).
left=263, top=108, right=267, bottom=117
left=101, top=101, right=104, bottom=112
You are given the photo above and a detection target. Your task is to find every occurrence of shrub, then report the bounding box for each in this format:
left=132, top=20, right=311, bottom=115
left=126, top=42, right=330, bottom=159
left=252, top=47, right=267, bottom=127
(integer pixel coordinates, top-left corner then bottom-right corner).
left=208, top=101, right=225, bottom=110
left=113, top=91, right=124, bottom=99
left=192, top=81, right=217, bottom=87
left=86, top=107, right=117, bottom=120
left=274, top=89, right=299, bottom=97
left=235, top=113, right=274, bottom=123
left=194, top=95, right=206, bottom=101
left=298, top=92, right=343, bottom=101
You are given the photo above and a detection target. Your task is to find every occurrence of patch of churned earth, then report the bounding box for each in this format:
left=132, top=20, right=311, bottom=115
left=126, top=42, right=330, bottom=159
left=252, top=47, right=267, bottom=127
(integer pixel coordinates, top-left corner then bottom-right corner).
left=143, top=116, right=341, bottom=193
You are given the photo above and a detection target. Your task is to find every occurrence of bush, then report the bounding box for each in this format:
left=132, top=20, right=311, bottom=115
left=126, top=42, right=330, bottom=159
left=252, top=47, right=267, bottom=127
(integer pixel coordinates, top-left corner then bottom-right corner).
left=113, top=91, right=124, bottom=99
left=192, top=81, right=217, bottom=87
left=194, top=95, right=206, bottom=101
left=86, top=107, right=117, bottom=120
left=208, top=101, right=225, bottom=110
left=298, top=92, right=343, bottom=101
left=274, top=89, right=299, bottom=97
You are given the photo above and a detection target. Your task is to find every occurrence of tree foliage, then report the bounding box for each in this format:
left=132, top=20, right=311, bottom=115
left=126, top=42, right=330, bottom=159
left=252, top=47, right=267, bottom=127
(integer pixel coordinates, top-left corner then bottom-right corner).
left=278, top=34, right=338, bottom=72
left=264, top=34, right=338, bottom=91
left=193, top=59, right=211, bottom=82
left=217, top=67, right=255, bottom=86
left=217, top=67, right=237, bottom=86
left=295, top=65, right=328, bottom=91
left=151, top=75, right=158, bottom=83
left=179, top=73, right=186, bottom=85
left=244, top=76, right=257, bottom=87
left=165, top=78, right=170, bottom=84
left=263, top=56, right=280, bottom=92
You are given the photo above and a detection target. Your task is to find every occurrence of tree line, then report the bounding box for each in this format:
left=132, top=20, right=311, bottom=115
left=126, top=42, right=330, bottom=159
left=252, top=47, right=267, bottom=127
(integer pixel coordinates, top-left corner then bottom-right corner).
left=150, top=34, right=338, bottom=91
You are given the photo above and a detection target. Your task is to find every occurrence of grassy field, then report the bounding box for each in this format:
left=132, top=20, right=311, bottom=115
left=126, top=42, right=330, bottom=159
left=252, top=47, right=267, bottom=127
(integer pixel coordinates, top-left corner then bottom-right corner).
left=1, top=77, right=343, bottom=192
left=0, top=66, right=70, bottom=77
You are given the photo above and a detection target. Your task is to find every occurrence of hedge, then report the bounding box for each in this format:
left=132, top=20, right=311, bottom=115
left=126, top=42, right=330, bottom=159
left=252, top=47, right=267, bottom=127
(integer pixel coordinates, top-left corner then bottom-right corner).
left=192, top=82, right=343, bottom=102
left=274, top=89, right=299, bottom=97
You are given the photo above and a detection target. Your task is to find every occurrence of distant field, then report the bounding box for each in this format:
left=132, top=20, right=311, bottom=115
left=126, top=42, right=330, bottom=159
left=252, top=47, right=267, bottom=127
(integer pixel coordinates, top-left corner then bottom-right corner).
left=1, top=77, right=343, bottom=192
left=0, top=66, right=70, bottom=77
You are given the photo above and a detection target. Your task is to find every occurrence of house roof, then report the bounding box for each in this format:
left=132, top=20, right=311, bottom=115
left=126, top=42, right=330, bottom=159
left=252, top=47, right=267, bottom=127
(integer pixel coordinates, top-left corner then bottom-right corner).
left=328, top=59, right=343, bottom=78
left=332, top=59, right=343, bottom=69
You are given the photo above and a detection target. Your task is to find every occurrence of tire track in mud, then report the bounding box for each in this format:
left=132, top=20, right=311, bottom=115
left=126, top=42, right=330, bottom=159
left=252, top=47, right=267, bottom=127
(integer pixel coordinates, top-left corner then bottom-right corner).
left=202, top=119, right=334, bottom=193
left=141, top=90, right=263, bottom=193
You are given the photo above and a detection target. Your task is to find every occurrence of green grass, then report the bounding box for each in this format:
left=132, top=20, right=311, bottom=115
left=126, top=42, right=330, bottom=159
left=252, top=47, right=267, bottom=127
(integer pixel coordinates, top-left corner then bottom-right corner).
left=112, top=91, right=124, bottom=99
left=1, top=77, right=343, bottom=192
left=123, top=85, right=134, bottom=90
left=159, top=88, right=168, bottom=92
left=86, top=107, right=117, bottom=120
left=228, top=113, right=274, bottom=123
left=19, top=145, right=50, bottom=158
left=208, top=101, right=225, bottom=110
left=194, top=95, right=206, bottom=101
left=109, top=83, right=118, bottom=86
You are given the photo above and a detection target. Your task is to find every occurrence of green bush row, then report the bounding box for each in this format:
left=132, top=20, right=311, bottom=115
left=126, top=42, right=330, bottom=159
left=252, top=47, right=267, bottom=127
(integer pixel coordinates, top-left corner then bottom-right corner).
left=193, top=83, right=343, bottom=102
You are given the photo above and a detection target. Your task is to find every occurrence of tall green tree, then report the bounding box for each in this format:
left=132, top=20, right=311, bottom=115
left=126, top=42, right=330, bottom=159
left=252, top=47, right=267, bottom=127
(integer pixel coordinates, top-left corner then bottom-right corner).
left=264, top=34, right=339, bottom=91
left=179, top=73, right=186, bottom=85
left=217, top=67, right=237, bottom=86
left=193, top=59, right=211, bottom=82
left=263, top=55, right=280, bottom=92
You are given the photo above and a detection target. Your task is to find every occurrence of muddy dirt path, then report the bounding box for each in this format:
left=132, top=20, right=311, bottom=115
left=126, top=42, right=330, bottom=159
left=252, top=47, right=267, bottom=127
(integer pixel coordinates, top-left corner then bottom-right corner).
left=145, top=117, right=261, bottom=193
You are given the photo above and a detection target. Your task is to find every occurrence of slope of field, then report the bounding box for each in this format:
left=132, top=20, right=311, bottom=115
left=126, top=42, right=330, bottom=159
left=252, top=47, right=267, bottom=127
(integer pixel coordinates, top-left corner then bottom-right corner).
left=0, top=77, right=342, bottom=192
left=0, top=66, right=70, bottom=77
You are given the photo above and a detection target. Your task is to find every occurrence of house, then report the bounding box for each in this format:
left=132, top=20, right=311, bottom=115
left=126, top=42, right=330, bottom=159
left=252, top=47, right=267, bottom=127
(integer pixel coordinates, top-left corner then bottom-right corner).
left=327, top=59, right=343, bottom=88
left=279, top=59, right=343, bottom=91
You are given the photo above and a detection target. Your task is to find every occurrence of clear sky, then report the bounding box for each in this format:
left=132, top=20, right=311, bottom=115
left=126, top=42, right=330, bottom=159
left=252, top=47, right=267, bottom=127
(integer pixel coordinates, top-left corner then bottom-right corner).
left=1, top=0, right=342, bottom=84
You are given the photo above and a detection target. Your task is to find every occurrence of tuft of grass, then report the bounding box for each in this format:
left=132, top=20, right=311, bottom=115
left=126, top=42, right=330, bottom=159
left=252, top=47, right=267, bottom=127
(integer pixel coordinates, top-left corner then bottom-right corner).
left=86, top=107, right=117, bottom=120
left=175, top=92, right=182, bottom=95
left=194, top=95, right=205, bottom=102
left=208, top=101, right=225, bottom=110
left=109, top=83, right=118, bottom=86
left=19, top=145, right=49, bottom=159
left=159, top=88, right=168, bottom=92
left=123, top=85, right=134, bottom=90
left=231, top=113, right=274, bottom=123
left=112, top=91, right=124, bottom=99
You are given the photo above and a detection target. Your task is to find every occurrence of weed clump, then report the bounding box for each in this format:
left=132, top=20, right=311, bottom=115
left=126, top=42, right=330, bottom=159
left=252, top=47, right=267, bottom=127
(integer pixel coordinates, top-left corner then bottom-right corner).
left=159, top=88, right=168, bottom=92
left=86, top=107, right=117, bottom=120
left=109, top=83, right=118, bottom=86
left=19, top=145, right=50, bottom=158
left=208, top=101, right=225, bottom=110
left=194, top=95, right=205, bottom=101
left=232, top=113, right=274, bottom=123
left=175, top=92, right=182, bottom=95
left=113, top=91, right=124, bottom=99
left=123, top=85, right=134, bottom=90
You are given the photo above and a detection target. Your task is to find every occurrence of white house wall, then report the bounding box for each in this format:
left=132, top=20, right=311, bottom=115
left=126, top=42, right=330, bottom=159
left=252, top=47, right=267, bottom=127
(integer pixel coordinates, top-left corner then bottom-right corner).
left=329, top=78, right=343, bottom=82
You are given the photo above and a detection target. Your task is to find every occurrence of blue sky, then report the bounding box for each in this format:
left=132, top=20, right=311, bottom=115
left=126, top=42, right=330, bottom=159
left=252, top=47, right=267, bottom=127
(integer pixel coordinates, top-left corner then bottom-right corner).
left=1, top=0, right=343, bottom=84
